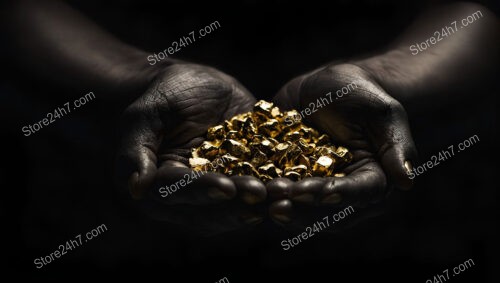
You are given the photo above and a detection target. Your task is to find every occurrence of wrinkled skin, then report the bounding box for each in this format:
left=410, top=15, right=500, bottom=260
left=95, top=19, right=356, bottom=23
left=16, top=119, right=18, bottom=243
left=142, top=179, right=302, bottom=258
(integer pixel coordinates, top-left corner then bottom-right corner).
left=116, top=62, right=418, bottom=235
left=268, top=63, right=418, bottom=231
left=116, top=63, right=267, bottom=236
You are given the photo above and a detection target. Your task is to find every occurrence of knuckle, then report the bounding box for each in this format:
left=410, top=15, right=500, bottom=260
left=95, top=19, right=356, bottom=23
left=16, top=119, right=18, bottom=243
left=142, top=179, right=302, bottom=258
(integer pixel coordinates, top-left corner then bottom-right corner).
left=376, top=97, right=405, bottom=118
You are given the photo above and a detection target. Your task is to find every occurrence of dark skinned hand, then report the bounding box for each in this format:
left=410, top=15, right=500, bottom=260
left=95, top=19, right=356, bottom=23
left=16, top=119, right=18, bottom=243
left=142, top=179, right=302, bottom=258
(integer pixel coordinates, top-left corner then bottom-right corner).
left=268, top=63, right=418, bottom=232
left=116, top=63, right=267, bottom=236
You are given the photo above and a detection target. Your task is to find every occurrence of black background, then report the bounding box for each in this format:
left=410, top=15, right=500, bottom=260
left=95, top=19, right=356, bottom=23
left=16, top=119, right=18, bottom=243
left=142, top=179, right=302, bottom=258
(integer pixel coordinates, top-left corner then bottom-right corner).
left=1, top=0, right=498, bottom=281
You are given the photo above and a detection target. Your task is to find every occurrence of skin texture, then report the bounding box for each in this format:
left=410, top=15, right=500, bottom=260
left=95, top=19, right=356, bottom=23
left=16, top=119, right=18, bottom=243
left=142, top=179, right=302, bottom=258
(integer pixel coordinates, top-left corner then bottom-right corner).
left=2, top=0, right=162, bottom=100
left=115, top=63, right=268, bottom=236
left=266, top=2, right=498, bottom=231
left=268, top=63, right=417, bottom=230
left=355, top=2, right=498, bottom=116
left=3, top=1, right=497, bottom=235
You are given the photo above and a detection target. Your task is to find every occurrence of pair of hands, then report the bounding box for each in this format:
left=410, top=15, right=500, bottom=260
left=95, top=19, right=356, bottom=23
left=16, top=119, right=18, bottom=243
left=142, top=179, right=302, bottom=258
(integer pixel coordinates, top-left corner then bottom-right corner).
left=116, top=61, right=417, bottom=236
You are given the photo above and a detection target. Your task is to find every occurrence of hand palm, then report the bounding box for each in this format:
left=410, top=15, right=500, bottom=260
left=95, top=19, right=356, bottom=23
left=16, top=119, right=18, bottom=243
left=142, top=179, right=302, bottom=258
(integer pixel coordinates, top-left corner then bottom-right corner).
left=117, top=63, right=266, bottom=236
left=268, top=64, right=417, bottom=230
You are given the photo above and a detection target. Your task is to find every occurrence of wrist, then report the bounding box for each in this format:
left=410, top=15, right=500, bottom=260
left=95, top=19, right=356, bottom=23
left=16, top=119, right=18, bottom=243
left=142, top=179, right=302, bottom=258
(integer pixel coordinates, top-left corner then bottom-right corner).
left=350, top=50, right=422, bottom=114
left=110, top=50, right=178, bottom=102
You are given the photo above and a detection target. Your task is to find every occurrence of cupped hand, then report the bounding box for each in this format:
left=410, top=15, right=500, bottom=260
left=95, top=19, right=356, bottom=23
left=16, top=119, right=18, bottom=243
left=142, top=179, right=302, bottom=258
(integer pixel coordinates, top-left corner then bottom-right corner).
left=116, top=63, right=267, bottom=236
left=268, top=63, right=417, bottom=231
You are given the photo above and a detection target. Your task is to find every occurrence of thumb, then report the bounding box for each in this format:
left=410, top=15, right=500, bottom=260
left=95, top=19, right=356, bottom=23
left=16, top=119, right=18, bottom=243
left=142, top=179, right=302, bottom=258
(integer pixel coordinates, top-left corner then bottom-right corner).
left=370, top=101, right=418, bottom=190
left=115, top=107, right=163, bottom=199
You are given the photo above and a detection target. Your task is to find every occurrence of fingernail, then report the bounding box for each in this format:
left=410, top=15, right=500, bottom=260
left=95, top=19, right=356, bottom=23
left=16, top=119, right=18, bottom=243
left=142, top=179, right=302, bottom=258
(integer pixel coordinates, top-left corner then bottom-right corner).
left=321, top=193, right=342, bottom=204
left=241, top=192, right=262, bottom=205
left=404, top=160, right=413, bottom=176
left=207, top=187, right=233, bottom=200
left=292, top=193, right=315, bottom=203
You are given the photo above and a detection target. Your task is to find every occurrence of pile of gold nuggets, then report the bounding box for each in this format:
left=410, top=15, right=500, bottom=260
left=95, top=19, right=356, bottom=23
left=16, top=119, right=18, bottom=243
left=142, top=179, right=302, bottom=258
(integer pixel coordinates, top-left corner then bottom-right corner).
left=189, top=100, right=353, bottom=182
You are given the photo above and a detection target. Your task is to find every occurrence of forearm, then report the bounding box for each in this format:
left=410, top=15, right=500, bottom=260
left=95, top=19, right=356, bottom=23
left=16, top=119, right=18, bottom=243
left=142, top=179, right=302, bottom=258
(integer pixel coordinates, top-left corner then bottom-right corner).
left=2, top=0, right=173, bottom=99
left=353, top=2, right=498, bottom=114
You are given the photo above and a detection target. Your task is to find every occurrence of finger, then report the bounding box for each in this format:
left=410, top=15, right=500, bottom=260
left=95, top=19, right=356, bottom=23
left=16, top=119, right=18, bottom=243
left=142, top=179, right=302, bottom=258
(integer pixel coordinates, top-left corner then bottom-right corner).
left=116, top=107, right=162, bottom=200
left=266, top=177, right=294, bottom=200
left=287, top=161, right=387, bottom=207
left=324, top=161, right=387, bottom=207
left=269, top=199, right=293, bottom=224
left=289, top=177, right=330, bottom=204
left=152, top=161, right=237, bottom=205
left=370, top=101, right=418, bottom=190
left=230, top=176, right=267, bottom=205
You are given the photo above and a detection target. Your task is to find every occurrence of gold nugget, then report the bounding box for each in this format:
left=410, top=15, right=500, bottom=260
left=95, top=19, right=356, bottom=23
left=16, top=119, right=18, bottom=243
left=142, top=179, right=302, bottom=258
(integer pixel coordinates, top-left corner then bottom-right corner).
left=189, top=100, right=352, bottom=182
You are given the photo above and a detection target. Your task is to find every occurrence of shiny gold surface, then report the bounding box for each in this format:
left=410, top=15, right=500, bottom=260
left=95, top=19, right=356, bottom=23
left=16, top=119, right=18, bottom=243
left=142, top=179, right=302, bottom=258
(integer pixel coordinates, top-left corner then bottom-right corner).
left=189, top=100, right=353, bottom=182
